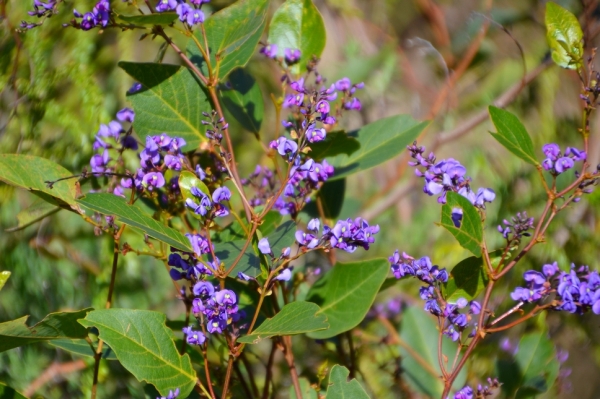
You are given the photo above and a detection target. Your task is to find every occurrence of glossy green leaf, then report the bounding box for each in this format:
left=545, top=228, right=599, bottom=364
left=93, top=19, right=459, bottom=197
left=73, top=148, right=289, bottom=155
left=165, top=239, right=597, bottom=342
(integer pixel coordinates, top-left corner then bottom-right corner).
left=545, top=2, right=583, bottom=70
left=306, top=259, right=389, bottom=339
left=187, top=0, right=269, bottom=79
left=78, top=309, right=196, bottom=398
left=0, top=383, right=27, bottom=399
left=498, top=332, right=559, bottom=398
left=444, top=255, right=490, bottom=302
left=309, top=131, right=360, bottom=160
left=328, top=115, right=428, bottom=180
left=440, top=192, right=483, bottom=257
left=120, top=62, right=211, bottom=149
left=220, top=68, right=264, bottom=134
left=290, top=377, right=318, bottom=399
left=0, top=308, right=92, bottom=353
left=237, top=302, right=328, bottom=344
left=399, top=307, right=466, bottom=397
left=324, top=365, right=370, bottom=399
left=118, top=13, right=178, bottom=25
left=214, top=239, right=260, bottom=277
left=178, top=171, right=211, bottom=221
left=266, top=220, right=297, bottom=258
left=489, top=106, right=538, bottom=166
left=0, top=271, right=10, bottom=292
left=0, top=154, right=77, bottom=205
left=268, top=0, right=326, bottom=75
left=50, top=339, right=117, bottom=360
left=258, top=211, right=283, bottom=237
left=6, top=198, right=60, bottom=232
left=77, top=193, right=192, bottom=252
left=302, top=178, right=346, bottom=219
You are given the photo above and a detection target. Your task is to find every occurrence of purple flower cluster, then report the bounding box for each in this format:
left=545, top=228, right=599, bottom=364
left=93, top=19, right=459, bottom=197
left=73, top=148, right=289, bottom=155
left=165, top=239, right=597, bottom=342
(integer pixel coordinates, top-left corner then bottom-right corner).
left=155, top=0, right=209, bottom=26
left=185, top=186, right=231, bottom=218
left=73, top=0, right=110, bottom=31
left=168, top=234, right=214, bottom=281
left=408, top=142, right=495, bottom=208
left=541, top=143, right=586, bottom=175
left=191, top=282, right=243, bottom=334
left=295, top=217, right=379, bottom=253
left=511, top=262, right=600, bottom=314
left=201, top=111, right=229, bottom=143
left=497, top=211, right=534, bottom=242
left=157, top=388, right=180, bottom=399
left=389, top=251, right=480, bottom=341
left=259, top=44, right=301, bottom=65
left=454, top=378, right=500, bottom=399
left=118, top=133, right=186, bottom=194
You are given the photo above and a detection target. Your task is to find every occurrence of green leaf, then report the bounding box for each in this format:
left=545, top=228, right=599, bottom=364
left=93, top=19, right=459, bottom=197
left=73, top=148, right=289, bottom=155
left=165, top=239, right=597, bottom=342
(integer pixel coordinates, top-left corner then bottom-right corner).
left=0, top=271, right=10, bottom=292
left=290, top=377, right=318, bottom=399
left=120, top=62, right=211, bottom=149
left=266, top=220, right=297, bottom=258
left=0, top=383, right=27, bottom=399
left=78, top=309, right=196, bottom=398
left=444, top=255, right=490, bottom=302
left=306, top=259, right=389, bottom=339
left=187, top=0, right=269, bottom=79
left=258, top=211, right=283, bottom=237
left=545, top=2, right=583, bottom=70
left=50, top=339, right=117, bottom=360
left=77, top=193, right=192, bottom=252
left=268, top=0, right=327, bottom=75
left=220, top=68, right=264, bottom=134
left=237, top=302, right=328, bottom=344
left=0, top=154, right=77, bottom=205
left=498, top=332, right=559, bottom=398
left=302, top=178, right=346, bottom=219
left=214, top=240, right=260, bottom=277
left=328, top=115, right=428, bottom=180
left=399, top=307, right=466, bottom=397
left=118, top=13, right=178, bottom=25
left=0, top=308, right=92, bottom=353
left=309, top=131, right=360, bottom=160
left=178, top=171, right=211, bottom=221
left=5, top=198, right=60, bottom=232
left=324, top=365, right=370, bottom=399
left=440, top=192, right=483, bottom=257
left=488, top=106, right=538, bottom=166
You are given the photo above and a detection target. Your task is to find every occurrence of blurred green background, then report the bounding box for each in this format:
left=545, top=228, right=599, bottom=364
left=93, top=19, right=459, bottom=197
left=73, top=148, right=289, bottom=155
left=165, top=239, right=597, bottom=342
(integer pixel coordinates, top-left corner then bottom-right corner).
left=1, top=0, right=600, bottom=397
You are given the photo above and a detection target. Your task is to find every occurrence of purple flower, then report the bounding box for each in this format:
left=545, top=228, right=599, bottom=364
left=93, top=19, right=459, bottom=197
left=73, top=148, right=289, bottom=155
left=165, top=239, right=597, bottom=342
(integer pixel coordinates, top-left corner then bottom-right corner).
left=116, top=107, right=135, bottom=123
left=156, top=0, right=178, bottom=12
left=282, top=93, right=305, bottom=108
left=259, top=44, right=278, bottom=59
left=212, top=186, right=231, bottom=203
left=142, top=172, right=165, bottom=190
left=157, top=387, right=181, bottom=399
left=454, top=385, right=474, bottom=399
left=176, top=3, right=191, bottom=22
left=207, top=317, right=227, bottom=334
left=164, top=154, right=184, bottom=170
left=284, top=48, right=301, bottom=64
left=193, top=281, right=215, bottom=297
left=566, top=147, right=586, bottom=161
left=343, top=97, right=361, bottom=110
left=306, top=125, right=326, bottom=143
left=307, top=218, right=320, bottom=232
left=271, top=137, right=298, bottom=159
left=335, top=77, right=352, bottom=91
left=543, top=143, right=561, bottom=160
left=187, top=8, right=205, bottom=25
left=275, top=268, right=292, bottom=281
left=295, top=230, right=319, bottom=249
left=182, top=326, right=206, bottom=345
left=555, top=157, right=574, bottom=173
left=258, top=237, right=271, bottom=255
left=80, top=12, right=97, bottom=30
left=215, top=289, right=237, bottom=306
left=90, top=149, right=110, bottom=173
left=127, top=82, right=143, bottom=94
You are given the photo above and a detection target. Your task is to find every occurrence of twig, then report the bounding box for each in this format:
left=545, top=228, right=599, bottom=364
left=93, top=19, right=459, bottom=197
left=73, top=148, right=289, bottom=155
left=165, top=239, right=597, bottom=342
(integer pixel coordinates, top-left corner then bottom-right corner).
left=23, top=360, right=87, bottom=397
left=282, top=336, right=303, bottom=399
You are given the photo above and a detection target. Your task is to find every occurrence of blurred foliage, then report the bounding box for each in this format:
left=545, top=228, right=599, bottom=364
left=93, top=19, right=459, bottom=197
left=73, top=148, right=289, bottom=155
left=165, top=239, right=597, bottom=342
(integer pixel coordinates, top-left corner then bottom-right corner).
left=1, top=0, right=600, bottom=397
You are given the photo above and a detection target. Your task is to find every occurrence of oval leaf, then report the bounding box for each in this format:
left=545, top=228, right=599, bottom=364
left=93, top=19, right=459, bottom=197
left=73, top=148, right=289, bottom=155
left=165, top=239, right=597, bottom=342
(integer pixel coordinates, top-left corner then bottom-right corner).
left=187, top=0, right=269, bottom=80
left=77, top=193, right=192, bottom=252
left=268, top=0, right=326, bottom=75
left=444, top=255, right=490, bottom=302
left=399, top=307, right=466, bottom=397
left=440, top=192, right=483, bottom=257
left=498, top=331, right=559, bottom=398
left=50, top=339, right=117, bottom=360
left=237, top=301, right=328, bottom=344
left=0, top=154, right=77, bottom=205
left=119, top=62, right=211, bottom=149
left=0, top=308, right=92, bottom=353
left=220, top=68, right=264, bottom=134
left=324, top=365, right=370, bottom=399
left=328, top=115, right=429, bottom=180
left=78, top=309, right=196, bottom=398
left=306, top=258, right=389, bottom=339
left=545, top=2, right=583, bottom=70
left=0, top=271, right=10, bottom=292
left=488, top=106, right=538, bottom=166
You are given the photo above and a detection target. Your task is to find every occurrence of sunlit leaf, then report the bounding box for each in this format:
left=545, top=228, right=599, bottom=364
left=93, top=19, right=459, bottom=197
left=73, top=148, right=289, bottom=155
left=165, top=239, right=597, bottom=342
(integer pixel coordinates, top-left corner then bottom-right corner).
left=440, top=192, right=483, bottom=257
left=306, top=259, right=389, bottom=339
left=220, top=68, right=264, bottom=134
left=0, top=271, right=10, bottom=292
left=0, top=154, right=77, bottom=205
left=545, top=2, right=583, bottom=70
left=77, top=193, right=192, bottom=252
left=78, top=309, right=196, bottom=398
left=5, top=198, right=60, bottom=232
left=324, top=365, right=370, bottom=399
left=178, top=171, right=211, bottom=221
